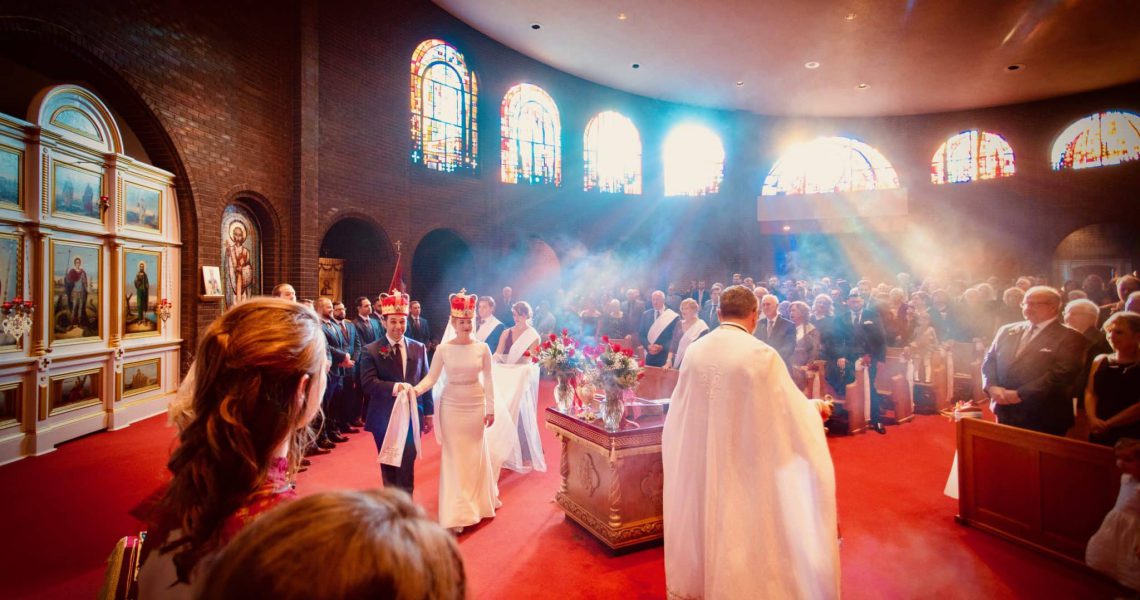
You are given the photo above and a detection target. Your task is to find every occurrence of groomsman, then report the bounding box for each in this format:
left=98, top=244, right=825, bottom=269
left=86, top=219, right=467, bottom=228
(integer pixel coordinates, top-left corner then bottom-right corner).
left=407, top=300, right=433, bottom=348
left=641, top=290, right=680, bottom=368
left=332, top=301, right=361, bottom=434
left=832, top=290, right=888, bottom=433
left=317, top=297, right=353, bottom=446
left=353, top=296, right=384, bottom=345
left=360, top=291, right=434, bottom=494
left=702, top=284, right=723, bottom=329
left=690, top=280, right=710, bottom=308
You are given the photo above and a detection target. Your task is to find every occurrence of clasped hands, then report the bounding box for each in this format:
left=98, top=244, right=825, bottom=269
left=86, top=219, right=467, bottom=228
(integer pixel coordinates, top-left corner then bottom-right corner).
left=986, top=386, right=1022, bottom=409
left=394, top=383, right=435, bottom=435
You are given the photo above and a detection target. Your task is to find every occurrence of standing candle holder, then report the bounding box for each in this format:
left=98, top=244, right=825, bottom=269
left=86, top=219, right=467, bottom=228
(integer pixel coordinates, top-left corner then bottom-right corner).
left=157, top=298, right=173, bottom=323
left=1, top=296, right=35, bottom=343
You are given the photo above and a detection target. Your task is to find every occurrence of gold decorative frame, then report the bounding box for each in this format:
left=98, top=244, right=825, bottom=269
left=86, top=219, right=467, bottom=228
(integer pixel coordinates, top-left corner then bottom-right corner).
left=121, top=180, right=163, bottom=235
left=0, top=381, right=21, bottom=430
left=0, top=144, right=22, bottom=210
left=123, top=248, right=161, bottom=339
left=0, top=231, right=24, bottom=352
left=121, top=357, right=161, bottom=399
left=45, top=367, right=102, bottom=418
left=50, top=160, right=104, bottom=224
left=48, top=238, right=103, bottom=345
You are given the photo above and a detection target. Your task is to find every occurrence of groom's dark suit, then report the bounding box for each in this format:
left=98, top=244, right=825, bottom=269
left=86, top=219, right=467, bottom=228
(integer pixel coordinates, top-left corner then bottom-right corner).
left=360, top=335, right=433, bottom=493
left=981, top=319, right=1087, bottom=436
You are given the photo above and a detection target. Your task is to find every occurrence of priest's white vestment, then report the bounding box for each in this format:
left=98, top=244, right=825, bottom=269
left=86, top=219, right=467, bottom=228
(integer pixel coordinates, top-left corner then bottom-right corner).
left=662, top=323, right=839, bottom=600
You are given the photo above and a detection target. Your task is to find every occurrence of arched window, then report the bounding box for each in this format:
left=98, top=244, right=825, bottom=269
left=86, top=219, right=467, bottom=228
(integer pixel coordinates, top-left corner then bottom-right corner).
left=664, top=123, right=725, bottom=196
left=410, top=39, right=478, bottom=172
left=761, top=136, right=900, bottom=196
left=930, top=130, right=1015, bottom=184
left=584, top=111, right=641, bottom=194
left=500, top=84, right=560, bottom=185
left=1051, top=111, right=1140, bottom=171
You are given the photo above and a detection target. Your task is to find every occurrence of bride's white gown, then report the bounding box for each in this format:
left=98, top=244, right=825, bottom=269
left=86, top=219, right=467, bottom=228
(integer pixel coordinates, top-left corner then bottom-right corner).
left=418, top=341, right=501, bottom=528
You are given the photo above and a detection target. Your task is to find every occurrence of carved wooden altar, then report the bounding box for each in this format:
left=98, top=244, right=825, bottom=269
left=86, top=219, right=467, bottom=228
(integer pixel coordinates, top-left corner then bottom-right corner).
left=544, top=405, right=666, bottom=550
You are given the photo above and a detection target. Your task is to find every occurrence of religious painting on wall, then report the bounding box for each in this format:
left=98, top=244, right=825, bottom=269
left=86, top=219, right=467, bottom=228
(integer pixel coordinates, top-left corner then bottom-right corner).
left=51, top=162, right=103, bottom=222
left=0, top=146, right=21, bottom=209
left=0, top=382, right=20, bottom=428
left=48, top=368, right=101, bottom=416
left=0, top=232, right=23, bottom=350
left=123, top=182, right=162, bottom=233
left=124, top=249, right=160, bottom=338
left=122, top=358, right=160, bottom=398
left=201, top=266, right=223, bottom=298
left=221, top=204, right=261, bottom=307
left=317, top=258, right=344, bottom=302
left=50, top=239, right=101, bottom=343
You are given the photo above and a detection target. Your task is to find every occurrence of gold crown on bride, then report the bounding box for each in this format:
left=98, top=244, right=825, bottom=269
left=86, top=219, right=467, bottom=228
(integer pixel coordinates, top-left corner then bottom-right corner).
left=449, top=288, right=477, bottom=319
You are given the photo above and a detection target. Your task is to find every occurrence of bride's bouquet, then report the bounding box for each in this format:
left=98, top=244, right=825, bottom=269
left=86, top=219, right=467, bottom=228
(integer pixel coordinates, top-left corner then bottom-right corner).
left=530, top=328, right=583, bottom=379
left=584, top=335, right=644, bottom=392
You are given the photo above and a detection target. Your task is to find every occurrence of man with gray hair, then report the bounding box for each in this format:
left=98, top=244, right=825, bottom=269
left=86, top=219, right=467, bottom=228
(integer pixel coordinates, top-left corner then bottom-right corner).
left=754, top=293, right=796, bottom=368
left=982, top=286, right=1088, bottom=435
left=1126, top=290, right=1140, bottom=314
left=1099, top=275, right=1140, bottom=326
left=1064, top=298, right=1112, bottom=401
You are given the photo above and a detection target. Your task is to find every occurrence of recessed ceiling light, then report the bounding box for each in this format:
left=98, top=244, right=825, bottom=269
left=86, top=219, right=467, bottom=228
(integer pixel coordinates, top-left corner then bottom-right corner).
left=631, top=63, right=640, bottom=69
left=530, top=22, right=542, bottom=30
left=736, top=81, right=744, bottom=87
left=845, top=13, right=857, bottom=21
left=804, top=61, right=820, bottom=69
left=618, top=13, right=628, bottom=21
left=782, top=225, right=792, bottom=232
left=856, top=82, right=870, bottom=89
left=1006, top=63, right=1025, bottom=71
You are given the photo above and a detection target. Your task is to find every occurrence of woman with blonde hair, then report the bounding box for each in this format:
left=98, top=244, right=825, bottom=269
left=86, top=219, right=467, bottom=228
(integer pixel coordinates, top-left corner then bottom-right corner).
left=198, top=489, right=465, bottom=600
left=139, top=298, right=328, bottom=598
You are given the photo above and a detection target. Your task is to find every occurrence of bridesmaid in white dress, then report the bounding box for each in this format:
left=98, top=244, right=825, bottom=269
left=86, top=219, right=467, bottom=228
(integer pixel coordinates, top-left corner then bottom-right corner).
left=413, top=290, right=500, bottom=533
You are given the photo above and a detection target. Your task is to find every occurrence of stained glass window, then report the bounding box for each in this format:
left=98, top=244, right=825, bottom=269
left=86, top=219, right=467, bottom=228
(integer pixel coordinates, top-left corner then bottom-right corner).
left=931, top=130, right=1015, bottom=184
left=664, top=123, right=724, bottom=196
left=500, top=84, right=560, bottom=185
left=1051, top=111, right=1140, bottom=171
left=762, top=136, right=900, bottom=196
left=584, top=111, right=641, bottom=194
left=410, top=39, right=477, bottom=172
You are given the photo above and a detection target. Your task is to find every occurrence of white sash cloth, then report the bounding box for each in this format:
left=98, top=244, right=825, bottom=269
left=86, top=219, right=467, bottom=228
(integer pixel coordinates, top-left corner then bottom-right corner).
left=673, top=319, right=708, bottom=368
left=487, top=363, right=546, bottom=474
left=377, top=386, right=421, bottom=467
left=647, top=308, right=679, bottom=344
left=506, top=327, right=540, bottom=364
left=474, top=316, right=502, bottom=343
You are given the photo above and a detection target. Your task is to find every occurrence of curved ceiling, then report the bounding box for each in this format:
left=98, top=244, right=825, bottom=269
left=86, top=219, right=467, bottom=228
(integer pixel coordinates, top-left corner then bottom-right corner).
left=433, top=0, right=1140, bottom=117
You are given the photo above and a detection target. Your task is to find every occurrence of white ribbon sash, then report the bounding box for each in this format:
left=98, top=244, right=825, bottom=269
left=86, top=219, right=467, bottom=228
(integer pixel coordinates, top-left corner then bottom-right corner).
left=673, top=319, right=708, bottom=367
left=507, top=327, right=540, bottom=364
left=647, top=309, right=679, bottom=345
left=474, top=316, right=502, bottom=343
left=377, top=386, right=421, bottom=467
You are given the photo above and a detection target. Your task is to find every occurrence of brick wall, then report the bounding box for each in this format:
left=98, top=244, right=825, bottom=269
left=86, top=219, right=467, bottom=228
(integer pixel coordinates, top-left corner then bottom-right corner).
left=1, top=0, right=1138, bottom=348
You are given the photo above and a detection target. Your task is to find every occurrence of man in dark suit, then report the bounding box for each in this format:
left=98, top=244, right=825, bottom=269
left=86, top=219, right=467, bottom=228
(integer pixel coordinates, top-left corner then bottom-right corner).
left=360, top=291, right=434, bottom=495
left=1099, top=275, right=1140, bottom=327
left=622, top=288, right=646, bottom=342
left=754, top=293, right=796, bottom=368
left=407, top=300, right=433, bottom=348
left=690, top=280, right=710, bottom=309
left=982, top=286, right=1088, bottom=436
left=476, top=296, right=506, bottom=351
left=353, top=296, right=384, bottom=346
left=832, top=290, right=889, bottom=433
left=641, top=290, right=679, bottom=367
left=702, top=283, right=723, bottom=329
left=316, top=297, right=353, bottom=447
left=496, top=286, right=515, bottom=324
left=332, top=300, right=362, bottom=435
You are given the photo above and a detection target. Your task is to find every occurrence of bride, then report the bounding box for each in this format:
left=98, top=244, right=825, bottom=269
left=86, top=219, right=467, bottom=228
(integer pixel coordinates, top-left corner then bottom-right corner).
left=413, top=289, right=500, bottom=533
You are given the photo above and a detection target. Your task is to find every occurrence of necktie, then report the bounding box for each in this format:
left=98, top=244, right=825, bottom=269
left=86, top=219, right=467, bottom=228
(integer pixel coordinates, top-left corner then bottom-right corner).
left=1015, top=324, right=1037, bottom=358
left=767, top=319, right=774, bottom=337
left=396, top=340, right=406, bottom=378
left=340, top=321, right=349, bottom=341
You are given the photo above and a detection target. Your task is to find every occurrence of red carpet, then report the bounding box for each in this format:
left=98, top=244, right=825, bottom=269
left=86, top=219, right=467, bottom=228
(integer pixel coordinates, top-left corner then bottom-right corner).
left=0, top=384, right=1122, bottom=599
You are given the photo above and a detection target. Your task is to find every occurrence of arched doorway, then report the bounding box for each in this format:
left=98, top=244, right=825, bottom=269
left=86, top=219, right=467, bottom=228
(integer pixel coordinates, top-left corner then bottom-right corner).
left=319, top=217, right=392, bottom=306
left=412, top=229, right=475, bottom=336
left=1054, top=223, right=1139, bottom=286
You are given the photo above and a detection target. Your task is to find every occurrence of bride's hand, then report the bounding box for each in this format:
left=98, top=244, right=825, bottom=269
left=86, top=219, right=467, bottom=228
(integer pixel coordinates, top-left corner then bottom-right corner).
left=484, top=414, right=495, bottom=428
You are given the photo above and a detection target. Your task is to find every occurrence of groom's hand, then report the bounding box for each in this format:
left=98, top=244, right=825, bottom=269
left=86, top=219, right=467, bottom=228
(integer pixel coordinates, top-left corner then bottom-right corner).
left=422, top=415, right=434, bottom=435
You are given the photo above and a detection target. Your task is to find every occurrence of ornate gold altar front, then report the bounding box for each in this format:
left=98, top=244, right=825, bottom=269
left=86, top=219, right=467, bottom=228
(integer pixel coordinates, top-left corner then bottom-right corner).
left=544, top=405, right=665, bottom=550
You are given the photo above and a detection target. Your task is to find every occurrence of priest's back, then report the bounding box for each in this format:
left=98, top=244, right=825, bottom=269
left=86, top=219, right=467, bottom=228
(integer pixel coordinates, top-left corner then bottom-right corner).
left=662, top=323, right=839, bottom=600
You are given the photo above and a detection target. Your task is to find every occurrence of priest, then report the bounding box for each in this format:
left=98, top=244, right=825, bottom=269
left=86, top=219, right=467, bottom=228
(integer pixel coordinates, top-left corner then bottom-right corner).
left=662, top=285, right=839, bottom=599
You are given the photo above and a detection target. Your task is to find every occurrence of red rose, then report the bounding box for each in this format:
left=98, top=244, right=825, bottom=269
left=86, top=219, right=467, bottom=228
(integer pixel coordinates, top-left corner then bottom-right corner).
left=622, top=348, right=633, bottom=357
left=562, top=328, right=569, bottom=336
left=542, top=341, right=552, bottom=349
left=601, top=335, right=610, bottom=343
left=636, top=372, right=645, bottom=380
left=567, top=348, right=575, bottom=357
left=549, top=333, right=558, bottom=341
left=523, top=351, right=531, bottom=357
left=611, top=344, right=621, bottom=353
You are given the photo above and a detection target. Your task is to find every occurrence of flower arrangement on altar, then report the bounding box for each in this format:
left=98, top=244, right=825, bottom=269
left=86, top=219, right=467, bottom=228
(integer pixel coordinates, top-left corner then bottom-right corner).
left=583, top=335, right=643, bottom=392
left=529, top=329, right=583, bottom=379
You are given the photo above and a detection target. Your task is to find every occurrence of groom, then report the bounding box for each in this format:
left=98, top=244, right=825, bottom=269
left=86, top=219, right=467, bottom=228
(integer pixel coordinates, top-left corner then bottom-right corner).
left=360, top=290, right=434, bottom=494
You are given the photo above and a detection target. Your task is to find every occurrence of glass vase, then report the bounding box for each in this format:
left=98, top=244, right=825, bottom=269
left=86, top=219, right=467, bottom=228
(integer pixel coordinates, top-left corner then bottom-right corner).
left=554, top=375, right=574, bottom=414
left=601, top=387, right=625, bottom=432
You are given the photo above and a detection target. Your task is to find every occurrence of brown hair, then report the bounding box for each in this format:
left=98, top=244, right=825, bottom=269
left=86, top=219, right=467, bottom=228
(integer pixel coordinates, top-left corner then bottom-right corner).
left=512, top=300, right=532, bottom=318
left=198, top=489, right=466, bottom=600
left=719, top=285, right=758, bottom=319
left=155, top=297, right=325, bottom=581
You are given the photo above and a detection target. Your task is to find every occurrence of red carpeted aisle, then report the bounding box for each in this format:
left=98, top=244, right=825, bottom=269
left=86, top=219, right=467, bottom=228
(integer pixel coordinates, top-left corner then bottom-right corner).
left=0, top=384, right=1122, bottom=599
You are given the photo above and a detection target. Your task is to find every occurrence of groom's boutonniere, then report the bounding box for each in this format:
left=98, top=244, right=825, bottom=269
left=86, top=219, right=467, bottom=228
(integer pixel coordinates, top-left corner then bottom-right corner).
left=379, top=345, right=395, bottom=359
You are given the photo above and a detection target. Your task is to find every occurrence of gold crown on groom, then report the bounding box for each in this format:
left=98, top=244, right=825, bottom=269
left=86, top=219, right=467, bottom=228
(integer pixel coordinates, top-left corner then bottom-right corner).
left=378, top=290, right=409, bottom=317
left=449, top=288, right=477, bottom=319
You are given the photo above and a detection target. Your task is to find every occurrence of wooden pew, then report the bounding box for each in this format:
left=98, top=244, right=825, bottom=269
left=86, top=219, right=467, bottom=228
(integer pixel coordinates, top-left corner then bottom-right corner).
left=798, top=360, right=837, bottom=401
left=949, top=341, right=986, bottom=404
left=839, top=358, right=870, bottom=434
left=957, top=418, right=1118, bottom=567
left=913, top=348, right=951, bottom=414
left=876, top=347, right=914, bottom=424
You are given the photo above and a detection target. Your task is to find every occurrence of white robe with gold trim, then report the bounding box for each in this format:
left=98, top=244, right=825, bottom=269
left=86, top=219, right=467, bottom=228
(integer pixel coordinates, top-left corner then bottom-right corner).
left=663, top=324, right=839, bottom=600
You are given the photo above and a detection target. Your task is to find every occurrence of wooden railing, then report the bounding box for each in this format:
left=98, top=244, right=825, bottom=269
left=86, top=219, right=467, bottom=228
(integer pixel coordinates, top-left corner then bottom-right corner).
left=957, top=418, right=1118, bottom=567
